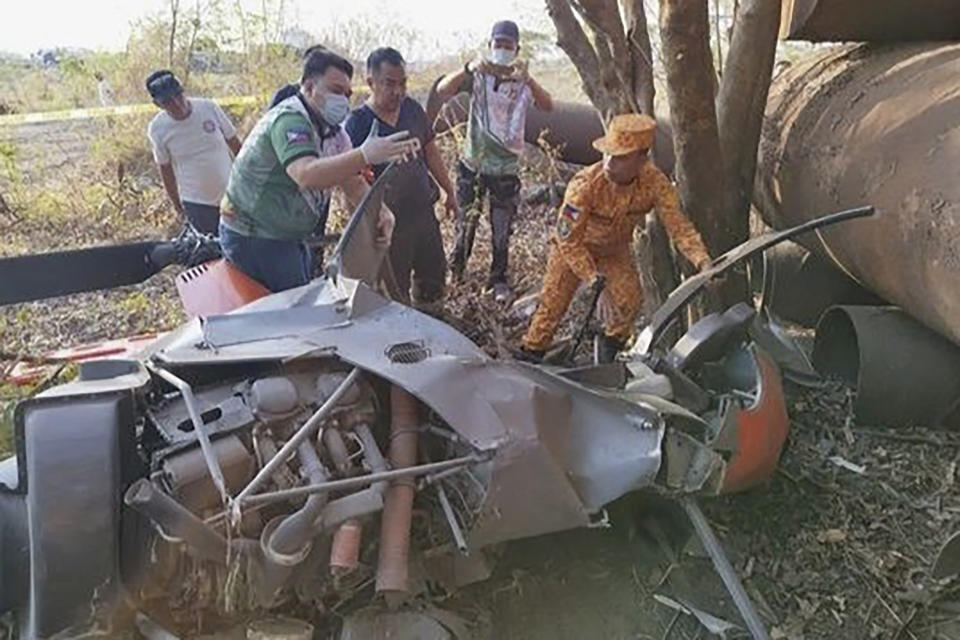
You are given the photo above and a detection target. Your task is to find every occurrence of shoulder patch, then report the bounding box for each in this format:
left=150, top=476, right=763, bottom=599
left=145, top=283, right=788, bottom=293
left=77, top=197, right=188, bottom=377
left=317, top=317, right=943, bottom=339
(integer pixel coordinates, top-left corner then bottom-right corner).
left=286, top=129, right=311, bottom=145
left=562, top=203, right=581, bottom=221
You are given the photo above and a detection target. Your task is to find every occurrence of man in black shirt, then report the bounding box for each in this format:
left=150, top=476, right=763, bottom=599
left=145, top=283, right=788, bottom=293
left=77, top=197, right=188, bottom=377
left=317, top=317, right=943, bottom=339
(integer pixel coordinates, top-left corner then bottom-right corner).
left=345, top=48, right=456, bottom=308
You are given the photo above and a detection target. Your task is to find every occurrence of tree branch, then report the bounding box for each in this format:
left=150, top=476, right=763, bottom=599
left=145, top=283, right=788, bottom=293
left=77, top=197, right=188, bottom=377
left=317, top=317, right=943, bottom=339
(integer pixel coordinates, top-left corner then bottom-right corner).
left=622, top=0, right=655, bottom=115
left=181, top=0, right=203, bottom=85
left=544, top=0, right=608, bottom=110
left=574, top=0, right=640, bottom=116
left=168, top=0, right=180, bottom=67
left=714, top=0, right=724, bottom=78
left=593, top=30, right=637, bottom=116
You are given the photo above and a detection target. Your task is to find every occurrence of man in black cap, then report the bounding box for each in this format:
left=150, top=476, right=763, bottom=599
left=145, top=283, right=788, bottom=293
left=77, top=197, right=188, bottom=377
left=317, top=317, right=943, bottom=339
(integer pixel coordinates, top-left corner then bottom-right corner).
left=435, top=20, right=553, bottom=302
left=146, top=70, right=242, bottom=235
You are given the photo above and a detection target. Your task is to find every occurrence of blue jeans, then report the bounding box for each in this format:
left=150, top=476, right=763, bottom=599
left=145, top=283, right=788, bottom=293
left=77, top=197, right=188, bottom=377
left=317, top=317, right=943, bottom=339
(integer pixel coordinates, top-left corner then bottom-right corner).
left=218, top=223, right=311, bottom=293
left=182, top=201, right=221, bottom=235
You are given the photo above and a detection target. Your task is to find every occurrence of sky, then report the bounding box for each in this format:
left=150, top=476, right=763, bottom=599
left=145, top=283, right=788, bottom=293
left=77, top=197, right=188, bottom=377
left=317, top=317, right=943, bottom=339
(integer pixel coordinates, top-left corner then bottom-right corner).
left=0, top=0, right=553, bottom=58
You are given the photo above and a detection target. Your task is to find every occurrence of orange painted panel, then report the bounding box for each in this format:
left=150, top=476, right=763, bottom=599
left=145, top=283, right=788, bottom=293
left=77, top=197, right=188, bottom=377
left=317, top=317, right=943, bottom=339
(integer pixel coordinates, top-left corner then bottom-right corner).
left=176, top=259, right=270, bottom=317
left=718, top=347, right=790, bottom=493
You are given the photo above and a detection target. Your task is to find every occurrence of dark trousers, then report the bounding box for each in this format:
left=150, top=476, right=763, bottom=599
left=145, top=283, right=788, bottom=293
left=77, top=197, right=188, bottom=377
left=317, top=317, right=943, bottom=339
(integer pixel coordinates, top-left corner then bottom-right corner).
left=218, top=223, right=311, bottom=293
left=389, top=214, right=446, bottom=304
left=182, top=201, right=221, bottom=235
left=451, top=161, right=521, bottom=286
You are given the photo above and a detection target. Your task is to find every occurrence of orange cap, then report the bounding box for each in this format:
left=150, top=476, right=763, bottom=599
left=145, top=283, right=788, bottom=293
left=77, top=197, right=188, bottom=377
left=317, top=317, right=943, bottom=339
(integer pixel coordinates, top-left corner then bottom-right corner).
left=592, top=113, right=657, bottom=156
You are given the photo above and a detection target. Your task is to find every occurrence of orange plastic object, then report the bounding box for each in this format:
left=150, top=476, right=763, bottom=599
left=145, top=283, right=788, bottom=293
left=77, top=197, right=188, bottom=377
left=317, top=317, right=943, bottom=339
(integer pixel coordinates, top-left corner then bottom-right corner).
left=7, top=333, right=162, bottom=386
left=376, top=386, right=419, bottom=603
left=175, top=259, right=270, bottom=317
left=718, top=347, right=790, bottom=493
left=330, top=520, right=362, bottom=576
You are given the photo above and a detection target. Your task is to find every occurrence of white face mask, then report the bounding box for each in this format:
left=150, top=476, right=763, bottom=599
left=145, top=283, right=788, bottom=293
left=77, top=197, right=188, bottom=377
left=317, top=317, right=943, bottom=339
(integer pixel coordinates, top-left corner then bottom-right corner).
left=320, top=92, right=350, bottom=125
left=489, top=47, right=516, bottom=66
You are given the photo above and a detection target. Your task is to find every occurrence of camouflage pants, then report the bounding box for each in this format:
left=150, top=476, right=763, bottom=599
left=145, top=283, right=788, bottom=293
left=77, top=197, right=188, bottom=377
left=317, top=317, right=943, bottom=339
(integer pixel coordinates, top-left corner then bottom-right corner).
left=523, top=245, right=643, bottom=351
left=450, top=161, right=521, bottom=286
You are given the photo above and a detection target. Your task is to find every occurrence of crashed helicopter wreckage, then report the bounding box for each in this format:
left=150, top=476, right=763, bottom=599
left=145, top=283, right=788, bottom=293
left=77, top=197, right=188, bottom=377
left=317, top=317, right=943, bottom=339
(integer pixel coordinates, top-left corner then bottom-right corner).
left=0, top=161, right=874, bottom=638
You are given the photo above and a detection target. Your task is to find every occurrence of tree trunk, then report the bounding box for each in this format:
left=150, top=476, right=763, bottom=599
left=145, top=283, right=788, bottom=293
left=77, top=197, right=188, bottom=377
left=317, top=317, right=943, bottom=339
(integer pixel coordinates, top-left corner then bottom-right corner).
left=592, top=30, right=634, bottom=114
left=717, top=0, right=782, bottom=231
left=660, top=0, right=749, bottom=308
left=658, top=0, right=731, bottom=257
left=636, top=212, right=680, bottom=323
left=622, top=0, right=675, bottom=317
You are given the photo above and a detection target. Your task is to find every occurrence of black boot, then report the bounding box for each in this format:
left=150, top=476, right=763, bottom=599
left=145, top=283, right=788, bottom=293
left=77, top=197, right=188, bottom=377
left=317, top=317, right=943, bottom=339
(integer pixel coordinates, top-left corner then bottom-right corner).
left=514, top=346, right=546, bottom=364
left=596, top=335, right=626, bottom=364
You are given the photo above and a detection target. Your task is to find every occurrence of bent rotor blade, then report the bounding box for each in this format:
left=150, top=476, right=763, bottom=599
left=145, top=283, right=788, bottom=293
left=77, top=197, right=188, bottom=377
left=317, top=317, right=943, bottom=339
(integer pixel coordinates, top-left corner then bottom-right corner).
left=325, top=162, right=398, bottom=287
left=0, top=241, right=170, bottom=305
left=634, top=205, right=875, bottom=356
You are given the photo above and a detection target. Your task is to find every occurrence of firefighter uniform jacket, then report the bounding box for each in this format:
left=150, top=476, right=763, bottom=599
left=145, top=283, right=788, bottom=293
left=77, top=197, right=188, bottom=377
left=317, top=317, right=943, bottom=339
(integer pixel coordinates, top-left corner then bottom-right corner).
left=523, top=161, right=710, bottom=351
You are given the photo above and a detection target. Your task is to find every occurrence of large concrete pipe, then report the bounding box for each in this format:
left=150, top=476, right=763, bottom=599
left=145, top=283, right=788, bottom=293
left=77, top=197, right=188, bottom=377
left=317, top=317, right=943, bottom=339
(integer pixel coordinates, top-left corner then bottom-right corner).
left=812, top=306, right=960, bottom=427
left=426, top=78, right=675, bottom=173
left=780, top=0, right=960, bottom=42
left=756, top=42, right=960, bottom=345
left=762, top=241, right=884, bottom=327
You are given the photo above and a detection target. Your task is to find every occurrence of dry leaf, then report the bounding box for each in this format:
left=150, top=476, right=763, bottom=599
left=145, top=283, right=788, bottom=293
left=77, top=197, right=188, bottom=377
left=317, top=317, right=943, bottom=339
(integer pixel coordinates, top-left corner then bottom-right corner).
left=817, top=529, right=848, bottom=544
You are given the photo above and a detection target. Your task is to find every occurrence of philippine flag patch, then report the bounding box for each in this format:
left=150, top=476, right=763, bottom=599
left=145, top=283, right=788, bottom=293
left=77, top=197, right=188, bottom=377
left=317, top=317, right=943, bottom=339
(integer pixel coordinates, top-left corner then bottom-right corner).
left=286, top=129, right=311, bottom=144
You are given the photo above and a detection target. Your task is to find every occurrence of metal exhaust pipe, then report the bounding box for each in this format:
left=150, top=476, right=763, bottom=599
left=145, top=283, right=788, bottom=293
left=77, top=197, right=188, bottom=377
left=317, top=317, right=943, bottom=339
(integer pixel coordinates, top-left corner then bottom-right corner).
left=375, top=386, right=419, bottom=605
left=265, top=441, right=329, bottom=564
left=124, top=478, right=227, bottom=564
left=328, top=423, right=389, bottom=576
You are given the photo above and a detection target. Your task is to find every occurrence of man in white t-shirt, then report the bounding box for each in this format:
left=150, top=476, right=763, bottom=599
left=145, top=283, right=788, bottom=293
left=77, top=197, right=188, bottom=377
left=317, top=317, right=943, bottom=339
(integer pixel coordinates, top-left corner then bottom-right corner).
left=146, top=70, right=242, bottom=234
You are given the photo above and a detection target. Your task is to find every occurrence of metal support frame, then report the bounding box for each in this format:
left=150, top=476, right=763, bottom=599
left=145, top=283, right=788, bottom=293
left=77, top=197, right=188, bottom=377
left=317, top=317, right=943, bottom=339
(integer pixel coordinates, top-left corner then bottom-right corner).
left=233, top=367, right=361, bottom=517
left=436, top=482, right=469, bottom=555
left=238, top=455, right=486, bottom=507
left=147, top=362, right=230, bottom=505
left=682, top=497, right=769, bottom=640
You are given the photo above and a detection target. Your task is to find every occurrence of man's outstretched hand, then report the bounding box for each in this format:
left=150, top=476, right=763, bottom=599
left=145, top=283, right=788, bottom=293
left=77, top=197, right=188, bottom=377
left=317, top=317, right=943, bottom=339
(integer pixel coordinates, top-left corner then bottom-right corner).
left=360, top=129, right=421, bottom=165
left=442, top=188, right=458, bottom=219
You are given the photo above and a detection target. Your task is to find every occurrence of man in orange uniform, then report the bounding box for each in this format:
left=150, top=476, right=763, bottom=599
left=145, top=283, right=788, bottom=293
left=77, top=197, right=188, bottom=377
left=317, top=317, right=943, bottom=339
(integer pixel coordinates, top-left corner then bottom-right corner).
left=521, top=113, right=712, bottom=362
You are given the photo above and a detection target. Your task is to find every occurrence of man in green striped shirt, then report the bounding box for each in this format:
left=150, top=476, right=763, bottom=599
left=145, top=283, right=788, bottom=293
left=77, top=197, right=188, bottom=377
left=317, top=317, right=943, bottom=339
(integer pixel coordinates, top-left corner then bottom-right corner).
left=220, top=48, right=418, bottom=292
